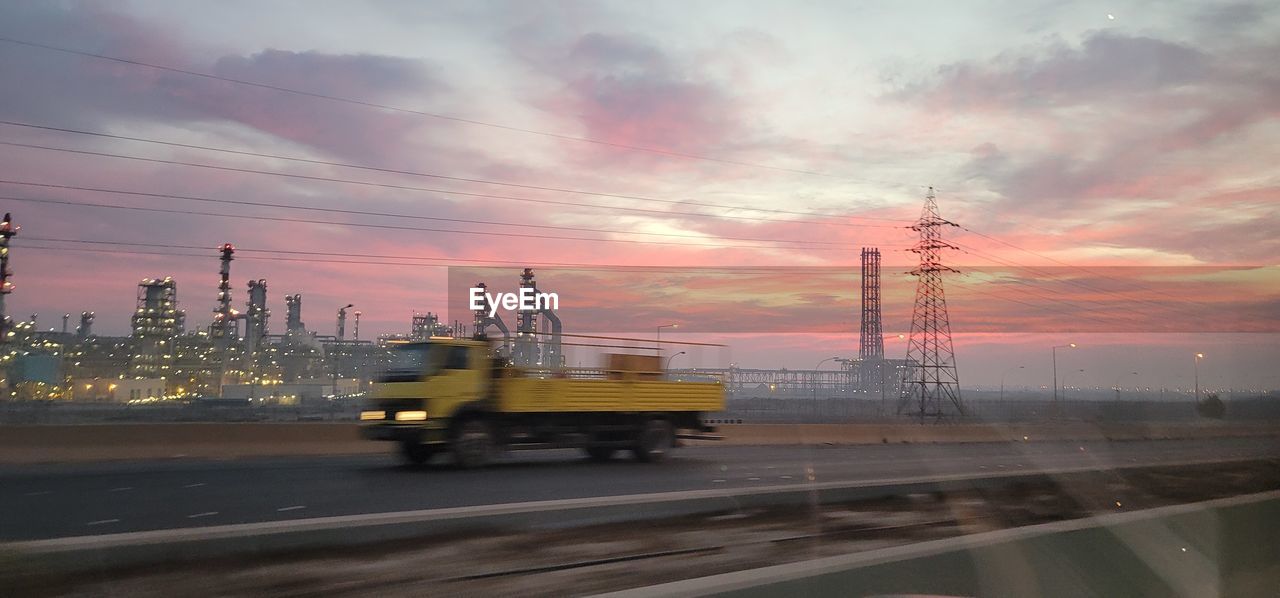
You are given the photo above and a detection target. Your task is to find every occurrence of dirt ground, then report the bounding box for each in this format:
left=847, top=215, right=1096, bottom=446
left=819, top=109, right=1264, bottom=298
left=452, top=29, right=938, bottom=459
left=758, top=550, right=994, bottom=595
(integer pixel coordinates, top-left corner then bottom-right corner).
left=1, top=421, right=1276, bottom=463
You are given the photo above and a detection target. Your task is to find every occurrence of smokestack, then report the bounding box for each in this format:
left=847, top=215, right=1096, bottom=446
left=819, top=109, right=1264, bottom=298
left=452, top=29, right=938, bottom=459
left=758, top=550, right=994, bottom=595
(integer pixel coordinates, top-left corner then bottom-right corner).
left=859, top=247, right=884, bottom=360
left=0, top=213, right=17, bottom=344
left=336, top=304, right=353, bottom=340
left=77, top=311, right=94, bottom=339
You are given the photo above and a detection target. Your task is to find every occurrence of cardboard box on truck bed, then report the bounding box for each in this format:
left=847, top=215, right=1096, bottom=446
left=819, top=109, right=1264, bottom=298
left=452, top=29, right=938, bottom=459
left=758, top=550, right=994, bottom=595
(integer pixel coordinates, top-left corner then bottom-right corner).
left=606, top=353, right=663, bottom=379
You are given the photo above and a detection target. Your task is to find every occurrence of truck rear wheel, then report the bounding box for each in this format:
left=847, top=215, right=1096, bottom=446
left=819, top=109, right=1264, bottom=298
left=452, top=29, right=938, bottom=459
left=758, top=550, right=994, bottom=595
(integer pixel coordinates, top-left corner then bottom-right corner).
left=453, top=419, right=496, bottom=468
left=632, top=418, right=674, bottom=463
left=584, top=446, right=616, bottom=461
left=399, top=441, right=436, bottom=466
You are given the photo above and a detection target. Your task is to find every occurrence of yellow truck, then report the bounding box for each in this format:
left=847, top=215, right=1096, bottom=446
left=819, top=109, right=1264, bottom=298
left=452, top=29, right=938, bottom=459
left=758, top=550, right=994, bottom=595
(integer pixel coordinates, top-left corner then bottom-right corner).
left=360, top=338, right=725, bottom=467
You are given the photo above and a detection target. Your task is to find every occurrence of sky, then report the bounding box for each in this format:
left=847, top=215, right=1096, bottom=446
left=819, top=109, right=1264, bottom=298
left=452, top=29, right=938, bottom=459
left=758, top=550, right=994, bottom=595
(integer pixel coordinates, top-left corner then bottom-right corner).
left=0, top=1, right=1276, bottom=389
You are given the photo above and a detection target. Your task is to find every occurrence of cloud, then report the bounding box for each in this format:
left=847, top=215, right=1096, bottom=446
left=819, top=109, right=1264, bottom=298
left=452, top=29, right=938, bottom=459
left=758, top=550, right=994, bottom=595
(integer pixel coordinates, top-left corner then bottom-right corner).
left=901, top=31, right=1210, bottom=111
left=1194, top=2, right=1270, bottom=38
left=184, top=49, right=442, bottom=163
left=893, top=19, right=1280, bottom=264
left=0, top=2, right=444, bottom=163
left=508, top=29, right=749, bottom=172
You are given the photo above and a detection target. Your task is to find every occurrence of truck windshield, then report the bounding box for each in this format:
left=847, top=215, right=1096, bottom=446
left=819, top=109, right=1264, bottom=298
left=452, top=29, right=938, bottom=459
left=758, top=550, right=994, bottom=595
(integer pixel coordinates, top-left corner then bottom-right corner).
left=378, top=343, right=438, bottom=382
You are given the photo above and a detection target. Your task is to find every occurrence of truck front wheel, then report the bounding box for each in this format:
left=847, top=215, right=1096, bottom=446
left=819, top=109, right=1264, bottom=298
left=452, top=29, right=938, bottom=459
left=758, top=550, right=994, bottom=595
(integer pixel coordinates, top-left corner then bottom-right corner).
left=399, top=441, right=436, bottom=466
left=633, top=418, right=674, bottom=463
left=453, top=419, right=496, bottom=468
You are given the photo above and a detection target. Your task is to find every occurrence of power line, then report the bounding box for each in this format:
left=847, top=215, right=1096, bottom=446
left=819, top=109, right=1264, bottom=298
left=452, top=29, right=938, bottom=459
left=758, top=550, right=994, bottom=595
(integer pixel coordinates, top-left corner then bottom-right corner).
left=948, top=275, right=1124, bottom=329
left=18, top=239, right=863, bottom=274
left=949, top=274, right=1150, bottom=329
left=2, top=184, right=1205, bottom=321
left=887, top=220, right=1201, bottom=329
left=0, top=180, right=874, bottom=248
left=951, top=238, right=1213, bottom=324
left=1, top=35, right=1215, bottom=310
left=956, top=225, right=1217, bottom=315
left=0, top=141, right=907, bottom=229
left=20, top=242, right=1244, bottom=332
left=11, top=184, right=1190, bottom=317
left=949, top=245, right=1160, bottom=323
left=0, top=120, right=909, bottom=224
left=0, top=194, right=865, bottom=251
left=892, top=241, right=1171, bottom=326
left=0, top=36, right=862, bottom=180
left=19, top=240, right=1220, bottom=329
left=3, top=37, right=1228, bottom=303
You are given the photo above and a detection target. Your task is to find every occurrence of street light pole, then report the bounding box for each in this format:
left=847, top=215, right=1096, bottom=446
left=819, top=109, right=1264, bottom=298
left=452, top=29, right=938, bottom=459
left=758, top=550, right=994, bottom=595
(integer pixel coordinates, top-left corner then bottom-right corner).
left=813, top=356, right=839, bottom=419
left=1051, top=343, right=1076, bottom=407
left=1114, top=371, right=1139, bottom=401
left=1194, top=353, right=1204, bottom=402
left=656, top=323, right=678, bottom=355
left=1064, top=369, right=1085, bottom=398
left=664, top=351, right=686, bottom=371
left=813, top=356, right=839, bottom=371
left=880, top=362, right=886, bottom=417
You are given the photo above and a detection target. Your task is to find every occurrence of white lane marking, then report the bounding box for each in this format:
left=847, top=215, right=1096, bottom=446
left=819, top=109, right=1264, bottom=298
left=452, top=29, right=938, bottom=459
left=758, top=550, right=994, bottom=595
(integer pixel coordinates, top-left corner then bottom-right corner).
left=23, top=491, right=52, bottom=497
left=186, top=511, right=219, bottom=519
left=748, top=477, right=761, bottom=481
left=87, top=519, right=120, bottom=526
left=276, top=505, right=307, bottom=512
left=711, top=479, right=726, bottom=483
left=780, top=475, right=793, bottom=480
left=183, top=483, right=206, bottom=488
left=108, top=487, right=133, bottom=492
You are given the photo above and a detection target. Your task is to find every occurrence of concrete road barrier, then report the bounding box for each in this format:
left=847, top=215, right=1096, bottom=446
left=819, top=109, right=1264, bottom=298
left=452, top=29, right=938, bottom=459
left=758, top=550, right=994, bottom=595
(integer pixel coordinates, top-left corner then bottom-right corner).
left=702, top=421, right=1280, bottom=445
left=0, top=420, right=1275, bottom=464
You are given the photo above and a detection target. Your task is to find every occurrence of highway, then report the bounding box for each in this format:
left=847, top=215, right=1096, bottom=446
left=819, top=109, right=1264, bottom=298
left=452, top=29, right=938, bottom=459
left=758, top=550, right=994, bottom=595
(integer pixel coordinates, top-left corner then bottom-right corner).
left=1, top=436, right=1275, bottom=542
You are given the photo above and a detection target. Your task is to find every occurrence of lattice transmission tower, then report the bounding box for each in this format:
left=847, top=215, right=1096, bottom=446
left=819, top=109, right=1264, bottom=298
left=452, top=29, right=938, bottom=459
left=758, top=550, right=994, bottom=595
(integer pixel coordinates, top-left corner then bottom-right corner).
left=898, top=187, right=965, bottom=420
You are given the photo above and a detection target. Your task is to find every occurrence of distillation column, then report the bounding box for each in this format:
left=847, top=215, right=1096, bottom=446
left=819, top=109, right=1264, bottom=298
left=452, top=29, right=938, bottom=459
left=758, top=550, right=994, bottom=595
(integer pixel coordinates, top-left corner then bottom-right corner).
left=471, top=282, right=511, bottom=357
left=212, top=243, right=238, bottom=347
left=245, top=279, right=269, bottom=356
left=512, top=269, right=539, bottom=367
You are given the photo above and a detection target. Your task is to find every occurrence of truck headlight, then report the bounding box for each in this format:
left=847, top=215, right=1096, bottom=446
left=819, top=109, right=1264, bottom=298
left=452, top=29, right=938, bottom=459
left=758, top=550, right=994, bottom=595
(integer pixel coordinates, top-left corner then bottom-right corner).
left=359, top=410, right=386, bottom=421
left=395, top=410, right=427, bottom=422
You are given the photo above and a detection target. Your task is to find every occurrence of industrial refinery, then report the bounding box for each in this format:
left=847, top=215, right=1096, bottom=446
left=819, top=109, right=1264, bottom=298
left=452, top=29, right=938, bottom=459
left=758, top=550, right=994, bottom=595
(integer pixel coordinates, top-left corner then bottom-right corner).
left=0, top=226, right=384, bottom=404
left=0, top=209, right=924, bottom=411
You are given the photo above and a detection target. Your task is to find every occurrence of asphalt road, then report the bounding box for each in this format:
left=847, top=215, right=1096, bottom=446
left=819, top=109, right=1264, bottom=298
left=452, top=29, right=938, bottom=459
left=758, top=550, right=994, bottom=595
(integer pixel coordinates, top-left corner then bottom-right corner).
left=1, top=436, right=1276, bottom=542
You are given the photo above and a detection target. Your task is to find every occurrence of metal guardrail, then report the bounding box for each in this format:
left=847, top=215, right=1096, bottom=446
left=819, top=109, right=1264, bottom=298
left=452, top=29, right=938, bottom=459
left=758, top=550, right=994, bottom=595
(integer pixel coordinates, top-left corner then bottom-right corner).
left=595, top=489, right=1280, bottom=597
